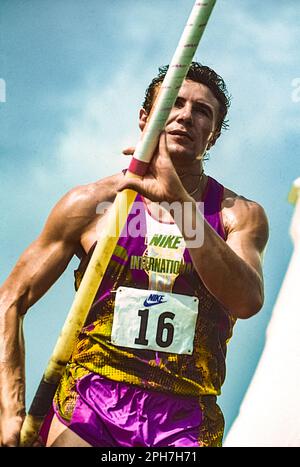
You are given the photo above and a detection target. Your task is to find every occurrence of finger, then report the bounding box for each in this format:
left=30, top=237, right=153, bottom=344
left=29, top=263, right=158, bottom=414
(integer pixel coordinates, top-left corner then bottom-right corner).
left=148, top=153, right=160, bottom=177
left=0, top=423, right=22, bottom=447
left=159, top=131, right=170, bottom=159
left=122, top=147, right=135, bottom=155
left=1, top=434, right=19, bottom=447
left=32, top=436, right=45, bottom=447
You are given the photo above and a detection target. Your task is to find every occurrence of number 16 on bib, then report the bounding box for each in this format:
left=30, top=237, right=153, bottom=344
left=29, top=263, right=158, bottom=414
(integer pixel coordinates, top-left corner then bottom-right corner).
left=111, top=287, right=199, bottom=355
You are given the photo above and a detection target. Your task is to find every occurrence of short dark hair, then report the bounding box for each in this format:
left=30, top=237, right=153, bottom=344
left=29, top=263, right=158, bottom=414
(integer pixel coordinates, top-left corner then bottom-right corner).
left=143, top=62, right=231, bottom=141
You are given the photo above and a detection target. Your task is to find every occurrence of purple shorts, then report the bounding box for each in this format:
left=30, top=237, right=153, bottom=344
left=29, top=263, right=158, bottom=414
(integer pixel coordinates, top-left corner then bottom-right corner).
left=46, top=373, right=205, bottom=447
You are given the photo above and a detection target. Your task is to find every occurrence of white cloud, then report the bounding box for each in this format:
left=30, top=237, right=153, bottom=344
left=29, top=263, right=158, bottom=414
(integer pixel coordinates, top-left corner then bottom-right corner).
left=228, top=8, right=298, bottom=65
left=53, top=71, right=142, bottom=184
left=207, top=3, right=300, bottom=169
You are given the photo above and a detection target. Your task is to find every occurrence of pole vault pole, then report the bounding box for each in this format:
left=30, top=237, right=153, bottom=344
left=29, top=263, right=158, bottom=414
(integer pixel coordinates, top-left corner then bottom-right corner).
left=20, top=0, right=217, bottom=446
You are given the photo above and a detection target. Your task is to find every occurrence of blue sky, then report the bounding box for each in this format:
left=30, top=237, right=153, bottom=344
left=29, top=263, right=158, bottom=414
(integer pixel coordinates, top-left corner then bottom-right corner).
left=0, top=0, right=299, bottom=439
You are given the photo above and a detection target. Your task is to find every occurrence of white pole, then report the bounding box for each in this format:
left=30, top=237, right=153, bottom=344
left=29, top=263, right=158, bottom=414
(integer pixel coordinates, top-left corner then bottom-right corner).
left=224, top=178, right=300, bottom=447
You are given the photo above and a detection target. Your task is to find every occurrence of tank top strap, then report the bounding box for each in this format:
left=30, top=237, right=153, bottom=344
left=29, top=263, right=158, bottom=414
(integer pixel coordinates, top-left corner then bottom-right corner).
left=202, top=176, right=226, bottom=240
left=74, top=192, right=143, bottom=291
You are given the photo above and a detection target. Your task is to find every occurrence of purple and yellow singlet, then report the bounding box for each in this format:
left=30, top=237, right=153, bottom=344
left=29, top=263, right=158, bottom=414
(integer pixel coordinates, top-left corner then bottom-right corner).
left=51, top=175, right=236, bottom=447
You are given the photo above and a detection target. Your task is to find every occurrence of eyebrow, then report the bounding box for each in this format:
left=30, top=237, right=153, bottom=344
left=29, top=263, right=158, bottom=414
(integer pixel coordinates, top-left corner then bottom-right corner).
left=193, top=101, right=214, bottom=118
left=175, top=96, right=214, bottom=118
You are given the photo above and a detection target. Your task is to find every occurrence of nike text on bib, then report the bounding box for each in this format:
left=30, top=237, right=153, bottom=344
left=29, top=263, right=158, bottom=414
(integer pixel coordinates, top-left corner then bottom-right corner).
left=111, top=287, right=199, bottom=355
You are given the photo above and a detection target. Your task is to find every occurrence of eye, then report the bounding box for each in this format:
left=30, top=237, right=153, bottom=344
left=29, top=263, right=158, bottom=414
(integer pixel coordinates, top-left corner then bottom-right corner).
left=193, top=104, right=210, bottom=116
left=174, top=97, right=185, bottom=108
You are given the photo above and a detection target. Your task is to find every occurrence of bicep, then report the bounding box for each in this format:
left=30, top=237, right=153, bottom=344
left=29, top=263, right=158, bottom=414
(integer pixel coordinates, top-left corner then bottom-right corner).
left=21, top=186, right=91, bottom=305
left=226, top=230, right=264, bottom=279
left=225, top=202, right=269, bottom=279
left=6, top=236, right=75, bottom=310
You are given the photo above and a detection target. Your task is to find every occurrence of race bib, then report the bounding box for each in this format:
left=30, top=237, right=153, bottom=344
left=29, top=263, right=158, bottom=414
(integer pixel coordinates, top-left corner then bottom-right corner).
left=111, top=287, right=199, bottom=355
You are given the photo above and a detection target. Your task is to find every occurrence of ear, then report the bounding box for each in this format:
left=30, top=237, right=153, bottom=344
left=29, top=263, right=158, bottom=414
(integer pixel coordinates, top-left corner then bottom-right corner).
left=139, top=108, right=148, bottom=131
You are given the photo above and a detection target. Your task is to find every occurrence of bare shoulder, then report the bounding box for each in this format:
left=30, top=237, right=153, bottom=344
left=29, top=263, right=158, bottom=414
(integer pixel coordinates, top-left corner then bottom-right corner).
left=58, top=173, right=123, bottom=214
left=221, top=186, right=269, bottom=250
left=43, top=173, right=123, bottom=243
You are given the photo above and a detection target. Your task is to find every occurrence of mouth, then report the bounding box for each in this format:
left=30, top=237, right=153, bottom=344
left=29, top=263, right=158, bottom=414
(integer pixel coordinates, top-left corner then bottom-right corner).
left=168, top=130, right=193, bottom=142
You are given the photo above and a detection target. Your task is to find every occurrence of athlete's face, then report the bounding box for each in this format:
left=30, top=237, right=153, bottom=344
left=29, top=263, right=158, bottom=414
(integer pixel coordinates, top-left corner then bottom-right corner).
left=140, top=79, right=220, bottom=163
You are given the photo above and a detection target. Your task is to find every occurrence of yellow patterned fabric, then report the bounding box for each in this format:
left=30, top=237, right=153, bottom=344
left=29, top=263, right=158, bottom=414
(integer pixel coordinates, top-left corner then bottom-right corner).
left=54, top=188, right=236, bottom=446
left=68, top=274, right=235, bottom=397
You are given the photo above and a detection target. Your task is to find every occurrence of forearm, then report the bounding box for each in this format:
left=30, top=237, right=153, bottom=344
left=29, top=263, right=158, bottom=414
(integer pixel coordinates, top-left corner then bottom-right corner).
left=179, top=196, right=263, bottom=319
left=0, top=289, right=26, bottom=417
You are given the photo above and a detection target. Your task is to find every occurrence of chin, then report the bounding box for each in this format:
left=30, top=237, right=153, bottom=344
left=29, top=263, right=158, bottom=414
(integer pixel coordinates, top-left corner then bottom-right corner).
left=169, top=151, right=196, bottom=165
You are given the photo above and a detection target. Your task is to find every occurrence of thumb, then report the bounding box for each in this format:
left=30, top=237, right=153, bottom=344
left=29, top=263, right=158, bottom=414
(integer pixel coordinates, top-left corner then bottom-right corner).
left=122, top=146, right=135, bottom=155
left=117, top=177, right=148, bottom=197
left=117, top=178, right=143, bottom=192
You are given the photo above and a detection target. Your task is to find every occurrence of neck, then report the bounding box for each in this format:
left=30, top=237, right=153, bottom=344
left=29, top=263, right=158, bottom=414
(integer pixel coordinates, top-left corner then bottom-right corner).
left=175, top=158, right=202, bottom=173
left=174, top=159, right=206, bottom=199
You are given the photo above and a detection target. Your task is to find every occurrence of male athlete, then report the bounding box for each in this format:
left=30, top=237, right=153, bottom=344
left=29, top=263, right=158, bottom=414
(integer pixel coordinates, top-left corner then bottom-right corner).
left=0, top=63, right=269, bottom=447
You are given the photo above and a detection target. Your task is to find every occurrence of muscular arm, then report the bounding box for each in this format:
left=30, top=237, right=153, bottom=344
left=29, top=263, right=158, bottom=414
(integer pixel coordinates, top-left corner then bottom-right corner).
left=0, top=186, right=93, bottom=446
left=180, top=193, right=269, bottom=319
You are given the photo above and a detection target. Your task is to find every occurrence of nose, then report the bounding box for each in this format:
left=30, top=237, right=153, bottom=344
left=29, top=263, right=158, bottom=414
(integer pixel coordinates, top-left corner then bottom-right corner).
left=176, top=103, right=193, bottom=125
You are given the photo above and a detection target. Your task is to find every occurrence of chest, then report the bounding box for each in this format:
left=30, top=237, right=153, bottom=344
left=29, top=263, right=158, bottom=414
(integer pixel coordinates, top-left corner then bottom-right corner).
left=80, top=192, right=229, bottom=256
